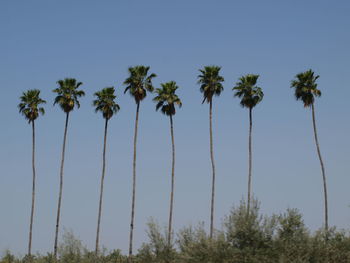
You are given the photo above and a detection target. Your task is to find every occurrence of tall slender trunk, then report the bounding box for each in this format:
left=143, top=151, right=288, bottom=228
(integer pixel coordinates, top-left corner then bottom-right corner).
left=209, top=100, right=216, bottom=239
left=168, top=115, right=175, bottom=247
left=95, top=118, right=109, bottom=254
left=311, top=103, right=328, bottom=234
left=129, top=102, right=140, bottom=262
left=54, top=112, right=69, bottom=259
left=28, top=120, right=36, bottom=257
left=247, top=108, right=252, bottom=215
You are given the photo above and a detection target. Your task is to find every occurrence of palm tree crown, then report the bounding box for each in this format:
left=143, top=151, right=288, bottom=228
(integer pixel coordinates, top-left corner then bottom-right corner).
left=233, top=74, right=264, bottom=108
left=93, top=87, right=120, bottom=120
left=291, top=69, right=321, bottom=107
left=124, top=66, right=157, bottom=104
left=53, top=78, right=85, bottom=113
left=153, top=81, right=182, bottom=116
left=18, top=89, right=46, bottom=123
left=198, top=66, right=224, bottom=104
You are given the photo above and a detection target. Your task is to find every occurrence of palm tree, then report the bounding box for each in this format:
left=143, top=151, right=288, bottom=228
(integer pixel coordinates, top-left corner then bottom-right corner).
left=153, top=81, right=182, bottom=247
left=233, top=74, right=263, bottom=215
left=124, top=66, right=156, bottom=260
left=52, top=78, right=85, bottom=259
left=93, top=87, right=120, bottom=254
left=18, top=89, right=46, bottom=257
left=198, top=66, right=224, bottom=238
left=291, top=69, right=328, bottom=234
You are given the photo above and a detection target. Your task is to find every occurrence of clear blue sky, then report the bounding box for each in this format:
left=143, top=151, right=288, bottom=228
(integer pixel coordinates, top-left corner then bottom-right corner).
left=1, top=0, right=349, bottom=256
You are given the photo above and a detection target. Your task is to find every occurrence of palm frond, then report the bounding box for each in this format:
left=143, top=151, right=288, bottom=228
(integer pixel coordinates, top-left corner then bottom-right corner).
left=123, top=66, right=156, bottom=104
left=93, top=87, right=120, bottom=120
left=198, top=66, right=224, bottom=104
left=290, top=69, right=321, bottom=107
left=233, top=74, right=263, bottom=109
left=18, top=89, right=46, bottom=123
left=53, top=78, right=85, bottom=113
left=153, top=81, right=182, bottom=116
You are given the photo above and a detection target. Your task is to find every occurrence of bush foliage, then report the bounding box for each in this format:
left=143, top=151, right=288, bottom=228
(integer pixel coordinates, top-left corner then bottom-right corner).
left=2, top=200, right=349, bottom=263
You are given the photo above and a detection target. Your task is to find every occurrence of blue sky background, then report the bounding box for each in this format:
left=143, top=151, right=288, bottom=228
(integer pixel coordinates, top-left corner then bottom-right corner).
left=1, top=0, right=349, bottom=256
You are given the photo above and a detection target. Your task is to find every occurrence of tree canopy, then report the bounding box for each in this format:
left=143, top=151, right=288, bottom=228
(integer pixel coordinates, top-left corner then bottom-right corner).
left=18, top=89, right=46, bottom=123
left=93, top=87, right=120, bottom=120
left=233, top=74, right=264, bottom=109
left=198, top=66, right=224, bottom=104
left=124, top=66, right=157, bottom=104
left=53, top=78, right=85, bottom=113
left=291, top=69, right=321, bottom=107
left=153, top=81, right=182, bottom=116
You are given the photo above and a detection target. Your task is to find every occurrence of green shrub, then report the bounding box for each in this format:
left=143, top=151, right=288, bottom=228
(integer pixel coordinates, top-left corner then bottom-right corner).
left=2, top=201, right=350, bottom=263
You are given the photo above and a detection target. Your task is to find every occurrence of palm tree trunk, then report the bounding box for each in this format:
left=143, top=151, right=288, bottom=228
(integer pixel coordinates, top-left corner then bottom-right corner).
left=311, top=103, right=328, bottom=234
left=54, top=112, right=69, bottom=259
left=247, top=108, right=253, bottom=215
left=129, top=102, right=140, bottom=262
left=209, top=100, right=216, bottom=239
left=28, top=120, right=36, bottom=257
left=168, top=115, right=175, bottom=247
left=95, top=118, right=109, bottom=254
